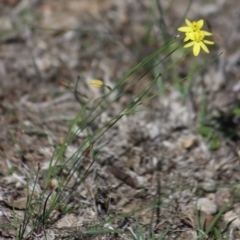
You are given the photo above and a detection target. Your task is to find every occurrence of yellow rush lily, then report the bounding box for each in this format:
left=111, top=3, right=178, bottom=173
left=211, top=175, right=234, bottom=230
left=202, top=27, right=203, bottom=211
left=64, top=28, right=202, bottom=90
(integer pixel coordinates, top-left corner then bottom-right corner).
left=178, top=19, right=214, bottom=56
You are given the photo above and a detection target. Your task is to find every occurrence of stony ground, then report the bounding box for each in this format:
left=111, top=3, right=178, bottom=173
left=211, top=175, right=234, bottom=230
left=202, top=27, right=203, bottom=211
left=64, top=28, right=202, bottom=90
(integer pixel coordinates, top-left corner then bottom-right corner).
left=0, top=0, right=240, bottom=239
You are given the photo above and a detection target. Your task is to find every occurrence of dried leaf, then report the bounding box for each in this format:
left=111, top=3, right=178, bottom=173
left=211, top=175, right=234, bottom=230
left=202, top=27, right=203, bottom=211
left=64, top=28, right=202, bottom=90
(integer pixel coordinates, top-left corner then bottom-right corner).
left=3, top=197, right=28, bottom=210
left=109, top=166, right=138, bottom=188
left=179, top=135, right=197, bottom=149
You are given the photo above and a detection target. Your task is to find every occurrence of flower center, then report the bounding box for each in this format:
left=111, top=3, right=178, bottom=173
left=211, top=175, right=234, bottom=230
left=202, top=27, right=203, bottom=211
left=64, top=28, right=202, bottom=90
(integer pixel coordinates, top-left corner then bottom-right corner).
left=192, top=31, right=204, bottom=42
left=191, top=22, right=200, bottom=31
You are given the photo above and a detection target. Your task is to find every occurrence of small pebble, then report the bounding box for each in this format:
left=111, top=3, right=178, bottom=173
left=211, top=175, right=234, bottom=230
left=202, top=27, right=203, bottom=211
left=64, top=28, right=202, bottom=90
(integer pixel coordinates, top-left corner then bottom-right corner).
left=197, top=197, right=217, bottom=215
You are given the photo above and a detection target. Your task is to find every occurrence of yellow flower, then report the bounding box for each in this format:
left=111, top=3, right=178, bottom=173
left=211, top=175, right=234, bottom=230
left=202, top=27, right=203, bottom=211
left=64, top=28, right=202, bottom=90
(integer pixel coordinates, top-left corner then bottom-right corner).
left=178, top=19, right=214, bottom=56
left=183, top=29, right=212, bottom=42
left=183, top=31, right=214, bottom=56
left=89, top=79, right=104, bottom=87
left=178, top=19, right=204, bottom=33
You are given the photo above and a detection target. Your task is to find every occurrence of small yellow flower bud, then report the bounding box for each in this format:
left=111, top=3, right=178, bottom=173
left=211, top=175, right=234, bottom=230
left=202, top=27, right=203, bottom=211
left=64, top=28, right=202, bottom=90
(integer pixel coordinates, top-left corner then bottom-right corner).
left=89, top=79, right=104, bottom=88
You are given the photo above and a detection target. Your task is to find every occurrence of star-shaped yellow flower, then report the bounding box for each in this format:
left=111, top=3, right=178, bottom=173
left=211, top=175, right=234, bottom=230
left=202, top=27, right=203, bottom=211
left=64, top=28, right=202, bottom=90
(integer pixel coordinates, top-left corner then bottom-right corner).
left=178, top=19, right=204, bottom=32
left=183, top=31, right=214, bottom=56
left=178, top=19, right=214, bottom=56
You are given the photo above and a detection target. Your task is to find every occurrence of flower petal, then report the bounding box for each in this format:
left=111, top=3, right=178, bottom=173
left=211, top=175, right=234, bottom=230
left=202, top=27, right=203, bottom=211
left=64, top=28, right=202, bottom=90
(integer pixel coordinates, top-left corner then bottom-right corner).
left=183, top=36, right=189, bottom=42
left=202, top=31, right=212, bottom=36
left=185, top=32, right=194, bottom=40
left=185, top=19, right=192, bottom=27
left=178, top=26, right=192, bottom=32
left=184, top=41, right=195, bottom=48
left=199, top=42, right=209, bottom=53
left=203, top=40, right=214, bottom=45
left=197, top=19, right=204, bottom=29
left=193, top=42, right=200, bottom=56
